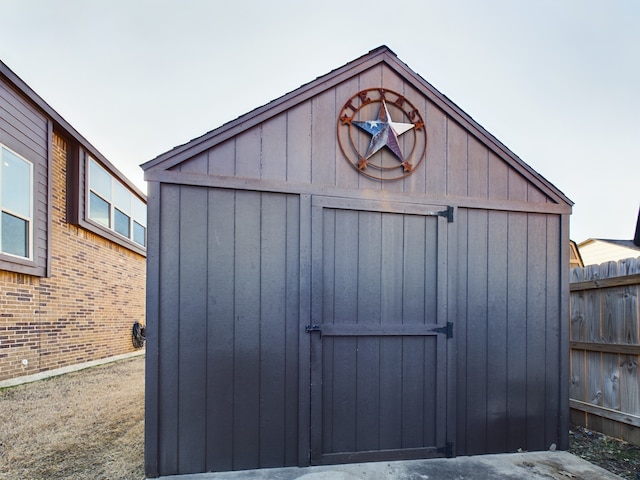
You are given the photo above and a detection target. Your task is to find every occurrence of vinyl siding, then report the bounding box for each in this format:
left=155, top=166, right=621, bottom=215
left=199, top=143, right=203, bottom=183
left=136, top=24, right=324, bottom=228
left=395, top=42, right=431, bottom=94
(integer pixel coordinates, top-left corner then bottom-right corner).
left=0, top=80, right=49, bottom=276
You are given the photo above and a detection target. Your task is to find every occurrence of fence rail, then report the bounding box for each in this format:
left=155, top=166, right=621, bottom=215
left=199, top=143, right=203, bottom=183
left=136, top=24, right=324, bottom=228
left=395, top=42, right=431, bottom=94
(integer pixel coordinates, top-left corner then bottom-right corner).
left=569, top=256, right=640, bottom=444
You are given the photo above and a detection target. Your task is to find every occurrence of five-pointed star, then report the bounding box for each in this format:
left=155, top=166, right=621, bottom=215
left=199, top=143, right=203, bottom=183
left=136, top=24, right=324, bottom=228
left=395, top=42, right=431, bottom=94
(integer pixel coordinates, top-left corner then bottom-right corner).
left=353, top=100, right=415, bottom=162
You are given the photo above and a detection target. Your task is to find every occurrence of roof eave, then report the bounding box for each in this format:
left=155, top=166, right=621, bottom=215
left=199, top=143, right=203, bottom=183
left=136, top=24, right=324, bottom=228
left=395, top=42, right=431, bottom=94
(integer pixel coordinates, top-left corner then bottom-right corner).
left=0, top=60, right=146, bottom=200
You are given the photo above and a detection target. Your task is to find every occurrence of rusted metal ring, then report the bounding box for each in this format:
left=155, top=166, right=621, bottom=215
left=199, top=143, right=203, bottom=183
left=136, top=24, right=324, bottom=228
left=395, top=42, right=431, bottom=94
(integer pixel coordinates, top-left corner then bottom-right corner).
left=337, top=88, right=427, bottom=181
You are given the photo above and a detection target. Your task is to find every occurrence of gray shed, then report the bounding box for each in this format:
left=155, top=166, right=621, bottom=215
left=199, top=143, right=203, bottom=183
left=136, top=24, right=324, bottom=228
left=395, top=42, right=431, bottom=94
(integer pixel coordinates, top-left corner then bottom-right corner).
left=142, top=46, right=573, bottom=478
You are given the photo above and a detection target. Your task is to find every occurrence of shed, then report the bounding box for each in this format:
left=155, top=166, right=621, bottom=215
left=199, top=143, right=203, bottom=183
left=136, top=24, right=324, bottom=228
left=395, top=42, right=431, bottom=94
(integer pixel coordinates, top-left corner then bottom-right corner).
left=142, top=46, right=573, bottom=478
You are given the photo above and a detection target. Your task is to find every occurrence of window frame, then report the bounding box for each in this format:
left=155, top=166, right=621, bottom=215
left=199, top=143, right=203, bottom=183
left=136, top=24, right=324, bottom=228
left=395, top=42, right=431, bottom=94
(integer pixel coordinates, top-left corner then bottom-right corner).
left=67, top=147, right=146, bottom=257
left=86, top=157, right=146, bottom=249
left=0, top=143, right=34, bottom=261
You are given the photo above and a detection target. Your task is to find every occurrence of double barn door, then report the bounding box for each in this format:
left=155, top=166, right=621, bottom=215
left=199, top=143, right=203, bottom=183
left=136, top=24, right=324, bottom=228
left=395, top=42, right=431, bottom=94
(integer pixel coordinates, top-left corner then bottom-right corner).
left=151, top=188, right=452, bottom=474
left=309, top=197, right=450, bottom=465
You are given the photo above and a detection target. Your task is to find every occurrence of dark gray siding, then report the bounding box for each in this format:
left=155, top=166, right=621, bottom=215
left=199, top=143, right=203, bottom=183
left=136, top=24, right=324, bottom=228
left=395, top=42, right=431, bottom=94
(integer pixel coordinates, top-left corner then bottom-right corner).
left=0, top=79, right=49, bottom=276
left=148, top=184, right=300, bottom=476
left=455, top=209, right=565, bottom=455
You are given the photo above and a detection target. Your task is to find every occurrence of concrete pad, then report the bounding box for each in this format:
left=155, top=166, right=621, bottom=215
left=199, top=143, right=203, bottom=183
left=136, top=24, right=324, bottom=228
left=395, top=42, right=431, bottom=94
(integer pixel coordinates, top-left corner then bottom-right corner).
left=156, top=451, right=622, bottom=479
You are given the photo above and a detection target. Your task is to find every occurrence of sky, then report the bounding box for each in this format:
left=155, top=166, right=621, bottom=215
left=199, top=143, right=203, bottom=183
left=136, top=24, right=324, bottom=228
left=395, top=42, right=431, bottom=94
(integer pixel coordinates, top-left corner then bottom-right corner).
left=1, top=0, right=638, bottom=243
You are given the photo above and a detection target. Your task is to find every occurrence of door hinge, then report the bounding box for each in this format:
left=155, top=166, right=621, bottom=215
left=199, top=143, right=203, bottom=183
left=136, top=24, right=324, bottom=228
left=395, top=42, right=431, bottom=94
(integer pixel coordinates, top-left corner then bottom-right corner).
left=438, top=206, right=454, bottom=223
left=305, top=324, right=321, bottom=333
left=437, top=441, right=453, bottom=458
left=431, top=322, right=453, bottom=339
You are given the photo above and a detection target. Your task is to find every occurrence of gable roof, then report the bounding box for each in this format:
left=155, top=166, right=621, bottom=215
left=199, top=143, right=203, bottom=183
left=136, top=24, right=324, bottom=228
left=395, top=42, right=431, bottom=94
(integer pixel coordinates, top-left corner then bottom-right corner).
left=0, top=59, right=145, bottom=200
left=142, top=45, right=572, bottom=207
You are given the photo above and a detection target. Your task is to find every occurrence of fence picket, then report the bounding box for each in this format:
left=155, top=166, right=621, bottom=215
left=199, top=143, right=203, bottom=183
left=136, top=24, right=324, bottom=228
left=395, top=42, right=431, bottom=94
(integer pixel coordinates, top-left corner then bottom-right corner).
left=570, top=256, right=640, bottom=444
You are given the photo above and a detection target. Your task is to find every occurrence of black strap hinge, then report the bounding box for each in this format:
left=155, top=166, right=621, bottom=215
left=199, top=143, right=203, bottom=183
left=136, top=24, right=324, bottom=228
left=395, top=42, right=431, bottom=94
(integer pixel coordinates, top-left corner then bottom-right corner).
left=431, top=322, right=453, bottom=339
left=305, top=324, right=321, bottom=333
left=437, top=441, right=453, bottom=458
left=438, top=206, right=454, bottom=223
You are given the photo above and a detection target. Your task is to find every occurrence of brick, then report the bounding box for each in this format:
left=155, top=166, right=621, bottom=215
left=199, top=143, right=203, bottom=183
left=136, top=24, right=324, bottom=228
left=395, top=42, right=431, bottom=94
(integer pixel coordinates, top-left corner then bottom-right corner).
left=0, top=132, right=146, bottom=381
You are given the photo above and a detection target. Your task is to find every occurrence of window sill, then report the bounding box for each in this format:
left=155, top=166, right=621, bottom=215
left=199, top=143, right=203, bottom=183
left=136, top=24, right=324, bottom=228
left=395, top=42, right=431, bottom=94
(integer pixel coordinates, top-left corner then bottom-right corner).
left=0, top=254, right=45, bottom=277
left=78, top=217, right=147, bottom=257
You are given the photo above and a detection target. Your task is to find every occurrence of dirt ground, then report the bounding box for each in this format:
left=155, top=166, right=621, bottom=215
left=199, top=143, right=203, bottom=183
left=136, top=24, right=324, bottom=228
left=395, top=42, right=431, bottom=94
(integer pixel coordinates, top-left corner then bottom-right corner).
left=0, top=355, right=145, bottom=480
left=569, top=424, right=640, bottom=480
left=2, top=355, right=640, bottom=479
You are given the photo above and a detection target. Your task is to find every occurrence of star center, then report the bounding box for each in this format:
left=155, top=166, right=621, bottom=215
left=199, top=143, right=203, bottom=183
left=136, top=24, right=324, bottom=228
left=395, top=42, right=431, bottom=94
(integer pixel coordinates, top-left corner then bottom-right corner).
left=352, top=100, right=415, bottom=162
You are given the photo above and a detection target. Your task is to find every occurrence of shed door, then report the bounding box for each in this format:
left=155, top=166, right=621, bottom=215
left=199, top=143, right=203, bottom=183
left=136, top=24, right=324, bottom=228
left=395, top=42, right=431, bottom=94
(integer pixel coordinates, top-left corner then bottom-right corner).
left=309, top=197, right=450, bottom=465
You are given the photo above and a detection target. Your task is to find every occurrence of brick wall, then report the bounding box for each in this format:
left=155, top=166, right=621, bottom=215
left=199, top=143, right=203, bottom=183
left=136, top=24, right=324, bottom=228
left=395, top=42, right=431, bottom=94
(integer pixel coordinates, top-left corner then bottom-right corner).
left=0, top=133, right=146, bottom=381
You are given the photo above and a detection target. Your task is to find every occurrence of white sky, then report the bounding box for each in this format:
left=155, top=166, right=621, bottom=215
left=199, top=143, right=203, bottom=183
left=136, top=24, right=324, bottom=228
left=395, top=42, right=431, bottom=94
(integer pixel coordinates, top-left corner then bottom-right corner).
left=1, top=0, right=638, bottom=243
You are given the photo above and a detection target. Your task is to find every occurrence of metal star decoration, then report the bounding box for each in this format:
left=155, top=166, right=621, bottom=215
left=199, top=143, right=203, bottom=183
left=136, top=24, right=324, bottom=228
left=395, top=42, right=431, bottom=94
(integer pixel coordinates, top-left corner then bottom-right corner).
left=337, top=88, right=427, bottom=180
left=352, top=100, right=415, bottom=164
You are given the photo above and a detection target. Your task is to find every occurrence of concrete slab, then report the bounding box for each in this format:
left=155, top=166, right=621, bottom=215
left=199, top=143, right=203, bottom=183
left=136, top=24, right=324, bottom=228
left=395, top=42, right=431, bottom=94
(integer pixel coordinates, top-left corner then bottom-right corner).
left=156, top=451, right=622, bottom=479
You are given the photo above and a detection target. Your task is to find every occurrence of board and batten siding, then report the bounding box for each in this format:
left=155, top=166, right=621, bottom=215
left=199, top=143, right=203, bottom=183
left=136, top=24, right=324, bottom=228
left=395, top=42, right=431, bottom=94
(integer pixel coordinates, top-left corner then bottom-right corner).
left=0, top=78, right=50, bottom=276
left=570, top=257, right=640, bottom=445
left=146, top=184, right=301, bottom=475
left=171, top=65, right=562, bottom=216
left=455, top=208, right=565, bottom=455
left=168, top=65, right=569, bottom=457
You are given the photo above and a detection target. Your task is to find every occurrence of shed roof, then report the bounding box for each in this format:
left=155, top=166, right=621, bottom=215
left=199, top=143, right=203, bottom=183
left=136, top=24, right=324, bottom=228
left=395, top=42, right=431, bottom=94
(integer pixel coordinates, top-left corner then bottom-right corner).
left=142, top=46, right=572, bottom=207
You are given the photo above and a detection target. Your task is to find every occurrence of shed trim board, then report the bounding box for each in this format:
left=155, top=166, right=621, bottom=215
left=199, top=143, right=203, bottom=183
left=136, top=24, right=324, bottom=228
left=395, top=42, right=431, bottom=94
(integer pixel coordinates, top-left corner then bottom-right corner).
left=144, top=170, right=571, bottom=216
left=143, top=47, right=572, bottom=477
left=144, top=181, right=161, bottom=476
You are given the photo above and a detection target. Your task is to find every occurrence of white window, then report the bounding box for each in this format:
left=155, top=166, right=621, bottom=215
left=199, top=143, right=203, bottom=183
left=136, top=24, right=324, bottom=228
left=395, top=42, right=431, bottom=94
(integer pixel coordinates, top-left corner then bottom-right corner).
left=88, top=158, right=146, bottom=247
left=0, top=145, right=32, bottom=259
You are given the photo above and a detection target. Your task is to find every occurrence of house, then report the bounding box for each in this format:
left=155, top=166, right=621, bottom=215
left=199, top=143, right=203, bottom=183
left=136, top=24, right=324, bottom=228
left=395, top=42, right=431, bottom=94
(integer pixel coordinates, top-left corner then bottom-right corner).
left=0, top=60, right=146, bottom=385
left=578, top=209, right=640, bottom=266
left=142, top=46, right=573, bottom=477
left=570, top=240, right=584, bottom=268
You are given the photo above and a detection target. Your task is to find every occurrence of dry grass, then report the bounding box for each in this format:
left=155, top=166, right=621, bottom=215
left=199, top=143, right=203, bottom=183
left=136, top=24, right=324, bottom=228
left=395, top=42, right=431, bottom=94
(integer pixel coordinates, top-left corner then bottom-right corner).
left=0, top=355, right=145, bottom=480
left=4, top=355, right=638, bottom=479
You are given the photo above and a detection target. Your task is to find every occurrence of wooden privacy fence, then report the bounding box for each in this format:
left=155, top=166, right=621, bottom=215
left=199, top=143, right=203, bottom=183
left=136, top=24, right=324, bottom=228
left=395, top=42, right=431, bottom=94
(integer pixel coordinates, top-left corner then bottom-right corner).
left=570, top=256, right=640, bottom=444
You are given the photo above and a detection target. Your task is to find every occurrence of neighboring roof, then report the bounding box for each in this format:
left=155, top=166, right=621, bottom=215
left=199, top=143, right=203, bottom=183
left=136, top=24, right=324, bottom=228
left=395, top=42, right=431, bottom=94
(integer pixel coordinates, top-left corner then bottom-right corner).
left=578, top=237, right=640, bottom=266
left=579, top=207, right=640, bottom=251
left=141, top=45, right=572, bottom=208
left=0, top=59, right=146, bottom=200
left=579, top=238, right=640, bottom=251
left=602, top=239, right=640, bottom=250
